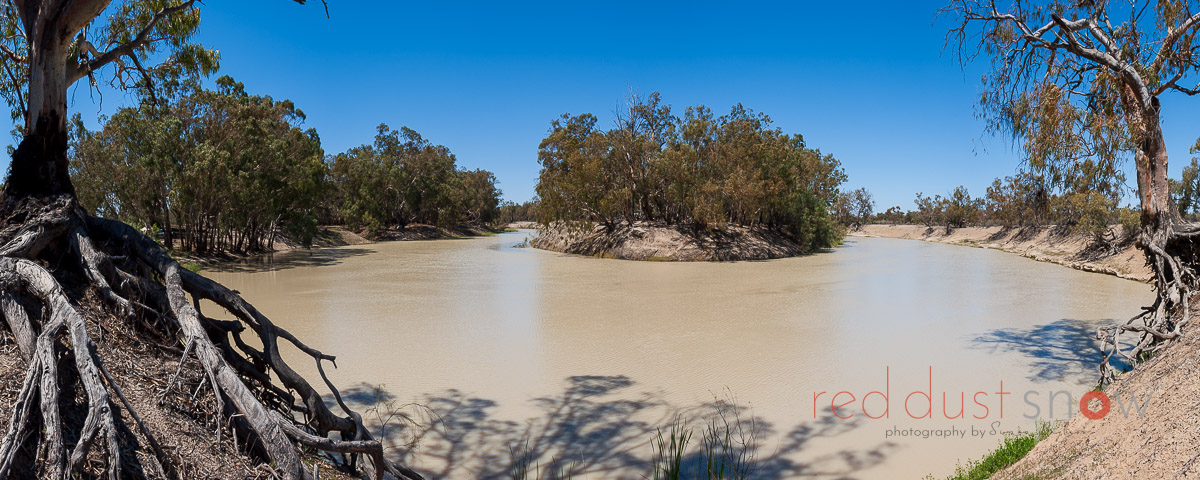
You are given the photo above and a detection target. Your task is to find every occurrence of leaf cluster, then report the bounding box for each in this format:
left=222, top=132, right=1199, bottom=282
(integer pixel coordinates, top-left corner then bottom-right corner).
left=535, top=92, right=846, bottom=251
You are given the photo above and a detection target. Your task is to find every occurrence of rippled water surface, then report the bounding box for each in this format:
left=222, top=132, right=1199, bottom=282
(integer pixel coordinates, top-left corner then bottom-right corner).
left=204, top=232, right=1150, bottom=479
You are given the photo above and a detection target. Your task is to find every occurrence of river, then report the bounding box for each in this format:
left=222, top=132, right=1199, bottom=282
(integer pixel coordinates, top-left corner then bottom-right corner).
left=203, top=231, right=1149, bottom=479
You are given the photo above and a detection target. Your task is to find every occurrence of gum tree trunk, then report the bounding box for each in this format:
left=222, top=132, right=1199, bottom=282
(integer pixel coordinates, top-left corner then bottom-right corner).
left=1130, top=97, right=1173, bottom=230
left=2, top=0, right=105, bottom=199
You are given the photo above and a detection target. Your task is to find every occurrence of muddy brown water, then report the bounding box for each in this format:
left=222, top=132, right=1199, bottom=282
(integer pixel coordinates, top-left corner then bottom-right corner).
left=204, top=232, right=1150, bottom=479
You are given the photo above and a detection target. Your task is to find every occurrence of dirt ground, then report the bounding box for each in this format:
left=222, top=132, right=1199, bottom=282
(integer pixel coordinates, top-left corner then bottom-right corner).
left=852, top=224, right=1152, bottom=283
left=991, top=311, right=1200, bottom=479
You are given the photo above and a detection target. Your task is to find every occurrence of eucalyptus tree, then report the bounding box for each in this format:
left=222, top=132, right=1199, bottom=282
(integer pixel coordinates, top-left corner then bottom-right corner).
left=0, top=1, right=421, bottom=479
left=535, top=94, right=845, bottom=251
left=944, top=0, right=1200, bottom=382
left=71, top=76, right=329, bottom=254
left=984, top=172, right=1052, bottom=227
left=329, top=124, right=501, bottom=237
left=832, top=188, right=873, bottom=228
left=1174, top=140, right=1200, bottom=217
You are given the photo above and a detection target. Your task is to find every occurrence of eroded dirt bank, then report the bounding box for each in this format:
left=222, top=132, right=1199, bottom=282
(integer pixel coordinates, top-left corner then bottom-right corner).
left=992, top=308, right=1200, bottom=479
left=530, top=221, right=811, bottom=261
left=178, top=223, right=504, bottom=269
left=851, top=224, right=1151, bottom=282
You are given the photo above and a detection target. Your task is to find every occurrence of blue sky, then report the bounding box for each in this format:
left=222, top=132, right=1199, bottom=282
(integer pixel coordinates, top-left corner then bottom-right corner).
left=6, top=0, right=1200, bottom=207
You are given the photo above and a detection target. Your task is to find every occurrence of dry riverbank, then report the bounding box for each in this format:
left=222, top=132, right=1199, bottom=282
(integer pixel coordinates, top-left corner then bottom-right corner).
left=178, top=223, right=504, bottom=270
left=992, top=303, right=1200, bottom=479
left=530, top=221, right=810, bottom=261
left=504, top=220, right=539, bottom=229
left=851, top=224, right=1151, bottom=282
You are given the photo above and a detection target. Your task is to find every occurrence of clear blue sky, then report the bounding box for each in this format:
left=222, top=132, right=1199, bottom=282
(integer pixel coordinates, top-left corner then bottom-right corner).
left=5, top=0, right=1199, bottom=208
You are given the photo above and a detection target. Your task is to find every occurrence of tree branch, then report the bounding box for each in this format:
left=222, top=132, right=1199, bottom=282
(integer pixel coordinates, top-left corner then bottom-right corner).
left=60, top=0, right=112, bottom=41
left=66, top=0, right=196, bottom=85
left=1152, top=11, right=1200, bottom=74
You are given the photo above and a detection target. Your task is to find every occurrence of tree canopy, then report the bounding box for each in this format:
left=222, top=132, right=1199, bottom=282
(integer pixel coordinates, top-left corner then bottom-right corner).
left=0, top=0, right=220, bottom=125
left=328, top=124, right=502, bottom=237
left=535, top=93, right=846, bottom=251
left=943, top=0, right=1200, bottom=224
left=944, top=0, right=1200, bottom=381
left=70, top=76, right=327, bottom=253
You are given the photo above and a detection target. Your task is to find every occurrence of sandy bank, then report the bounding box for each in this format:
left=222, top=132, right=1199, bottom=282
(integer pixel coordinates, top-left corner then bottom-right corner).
left=180, top=223, right=503, bottom=270
left=174, top=225, right=370, bottom=269
left=504, top=221, right=539, bottom=229
left=372, top=223, right=500, bottom=241
left=531, top=221, right=809, bottom=261
left=991, top=302, right=1200, bottom=479
left=851, top=224, right=1151, bottom=282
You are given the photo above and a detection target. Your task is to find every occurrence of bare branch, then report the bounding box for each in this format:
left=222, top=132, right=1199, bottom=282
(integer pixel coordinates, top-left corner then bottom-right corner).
left=0, top=43, right=22, bottom=63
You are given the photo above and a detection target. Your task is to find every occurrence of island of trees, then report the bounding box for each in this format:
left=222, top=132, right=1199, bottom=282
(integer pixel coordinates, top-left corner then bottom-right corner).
left=531, top=93, right=847, bottom=260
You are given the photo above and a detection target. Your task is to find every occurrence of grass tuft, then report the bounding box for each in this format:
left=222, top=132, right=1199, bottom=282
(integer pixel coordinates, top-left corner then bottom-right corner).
left=934, top=422, right=1054, bottom=480
left=180, top=261, right=204, bottom=273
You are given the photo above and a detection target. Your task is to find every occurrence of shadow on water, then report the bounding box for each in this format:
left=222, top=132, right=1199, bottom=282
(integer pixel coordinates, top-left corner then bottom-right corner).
left=970, top=319, right=1127, bottom=384
left=204, top=247, right=373, bottom=273
left=328, top=375, right=896, bottom=479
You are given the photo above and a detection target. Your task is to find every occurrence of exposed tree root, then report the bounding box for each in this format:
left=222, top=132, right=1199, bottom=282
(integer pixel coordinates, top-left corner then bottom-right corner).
left=0, top=194, right=423, bottom=479
left=1098, top=215, right=1200, bottom=385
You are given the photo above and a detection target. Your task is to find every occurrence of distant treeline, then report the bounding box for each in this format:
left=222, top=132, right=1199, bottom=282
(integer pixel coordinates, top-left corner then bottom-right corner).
left=535, top=93, right=846, bottom=251
left=328, top=125, right=500, bottom=236
left=838, top=155, right=1179, bottom=247
left=498, top=199, right=538, bottom=223
left=897, top=170, right=1138, bottom=243
left=825, top=150, right=1200, bottom=251
left=70, top=76, right=502, bottom=254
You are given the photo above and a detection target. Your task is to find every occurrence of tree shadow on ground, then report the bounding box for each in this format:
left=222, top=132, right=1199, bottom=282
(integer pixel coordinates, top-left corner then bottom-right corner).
left=204, top=247, right=373, bottom=273
left=970, top=319, right=1122, bottom=384
left=328, top=376, right=896, bottom=479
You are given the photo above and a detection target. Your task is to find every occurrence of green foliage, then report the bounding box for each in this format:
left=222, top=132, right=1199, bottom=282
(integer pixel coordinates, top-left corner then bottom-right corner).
left=984, top=173, right=1052, bottom=228
left=508, top=440, right=578, bottom=480
left=945, top=0, right=1200, bottom=229
left=875, top=205, right=906, bottom=224
left=913, top=193, right=941, bottom=228
left=1055, top=191, right=1117, bottom=239
left=499, top=199, right=540, bottom=223
left=1172, top=142, right=1200, bottom=219
left=328, top=125, right=501, bottom=237
left=944, top=186, right=983, bottom=228
left=648, top=406, right=759, bottom=480
left=652, top=422, right=692, bottom=480
left=1118, top=207, right=1141, bottom=240
left=535, top=93, right=845, bottom=251
left=913, top=187, right=983, bottom=231
left=832, top=188, right=874, bottom=227
left=937, top=423, right=1053, bottom=480
left=905, top=164, right=1129, bottom=242
left=0, top=0, right=220, bottom=123
left=70, top=76, right=327, bottom=254
left=179, top=261, right=203, bottom=273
